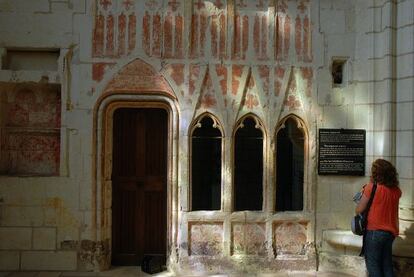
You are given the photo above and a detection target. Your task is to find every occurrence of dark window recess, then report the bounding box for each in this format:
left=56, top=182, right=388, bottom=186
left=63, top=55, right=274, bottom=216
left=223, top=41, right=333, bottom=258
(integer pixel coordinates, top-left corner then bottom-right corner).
left=276, top=118, right=304, bottom=211
left=191, top=116, right=222, bottom=211
left=3, top=50, right=59, bottom=71
left=234, top=117, right=263, bottom=211
left=332, top=59, right=346, bottom=85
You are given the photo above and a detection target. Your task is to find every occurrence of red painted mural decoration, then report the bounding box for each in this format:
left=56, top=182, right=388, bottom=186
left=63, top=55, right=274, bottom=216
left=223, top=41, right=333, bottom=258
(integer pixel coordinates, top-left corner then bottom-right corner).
left=92, top=0, right=312, bottom=62
left=210, top=1, right=227, bottom=59
left=243, top=74, right=259, bottom=109
left=275, top=0, right=290, bottom=61
left=92, top=14, right=105, bottom=57
left=165, top=63, right=185, bottom=96
left=284, top=95, right=301, bottom=110
left=253, top=1, right=270, bottom=60
left=215, top=65, right=228, bottom=96
left=90, top=1, right=314, bottom=109
left=92, top=63, right=115, bottom=82
left=258, top=65, right=270, bottom=95
left=93, top=0, right=136, bottom=58
left=190, top=0, right=227, bottom=59
left=295, top=0, right=312, bottom=62
left=143, top=0, right=184, bottom=58
left=233, top=1, right=249, bottom=60
left=274, top=66, right=286, bottom=96
left=200, top=72, right=218, bottom=108
left=1, top=85, right=61, bottom=176
left=301, top=67, right=313, bottom=97
left=189, top=64, right=201, bottom=95
left=231, top=65, right=243, bottom=96
left=100, top=0, right=112, bottom=10
left=245, top=93, right=259, bottom=109
left=104, top=59, right=174, bottom=98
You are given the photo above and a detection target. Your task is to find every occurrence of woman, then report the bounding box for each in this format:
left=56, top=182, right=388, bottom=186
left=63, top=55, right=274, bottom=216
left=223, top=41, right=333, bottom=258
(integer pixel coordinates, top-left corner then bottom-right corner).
left=356, top=159, right=401, bottom=277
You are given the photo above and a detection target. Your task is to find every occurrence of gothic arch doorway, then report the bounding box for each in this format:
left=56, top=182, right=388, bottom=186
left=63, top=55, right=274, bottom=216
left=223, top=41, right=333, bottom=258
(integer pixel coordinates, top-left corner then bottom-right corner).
left=92, top=59, right=178, bottom=270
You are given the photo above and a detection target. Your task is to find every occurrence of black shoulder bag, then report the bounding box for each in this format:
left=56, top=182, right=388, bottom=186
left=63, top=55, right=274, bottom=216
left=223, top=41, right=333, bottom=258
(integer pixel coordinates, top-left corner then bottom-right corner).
left=358, top=181, right=377, bottom=256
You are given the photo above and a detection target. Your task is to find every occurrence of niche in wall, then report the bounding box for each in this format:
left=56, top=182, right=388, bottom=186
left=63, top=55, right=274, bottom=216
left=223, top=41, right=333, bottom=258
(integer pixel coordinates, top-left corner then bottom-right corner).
left=0, top=83, right=61, bottom=176
left=2, top=49, right=59, bottom=71
left=331, top=58, right=348, bottom=87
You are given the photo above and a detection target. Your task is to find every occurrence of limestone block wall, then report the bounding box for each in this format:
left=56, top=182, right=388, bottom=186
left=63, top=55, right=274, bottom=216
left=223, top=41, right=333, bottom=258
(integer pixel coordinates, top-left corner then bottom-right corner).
left=0, top=0, right=412, bottom=275
left=395, top=0, right=414, bottom=265
left=318, top=0, right=414, bottom=275
left=0, top=0, right=93, bottom=271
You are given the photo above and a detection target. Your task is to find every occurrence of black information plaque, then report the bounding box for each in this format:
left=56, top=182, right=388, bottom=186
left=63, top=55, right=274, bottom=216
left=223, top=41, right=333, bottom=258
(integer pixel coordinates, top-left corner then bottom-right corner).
left=318, top=129, right=366, bottom=176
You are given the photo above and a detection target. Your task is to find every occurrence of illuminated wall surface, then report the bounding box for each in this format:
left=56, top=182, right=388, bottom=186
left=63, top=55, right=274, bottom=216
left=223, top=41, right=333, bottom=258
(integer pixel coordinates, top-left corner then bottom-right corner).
left=0, top=0, right=413, bottom=275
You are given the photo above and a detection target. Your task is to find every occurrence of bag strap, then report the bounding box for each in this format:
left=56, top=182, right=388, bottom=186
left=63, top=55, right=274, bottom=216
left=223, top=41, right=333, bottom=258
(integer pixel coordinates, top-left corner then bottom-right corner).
left=359, top=181, right=377, bottom=256
left=363, top=181, right=377, bottom=219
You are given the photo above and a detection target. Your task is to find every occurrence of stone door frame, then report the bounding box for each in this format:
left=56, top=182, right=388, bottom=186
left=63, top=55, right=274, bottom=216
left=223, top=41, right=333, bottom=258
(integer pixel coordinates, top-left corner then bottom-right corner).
left=93, top=93, right=179, bottom=269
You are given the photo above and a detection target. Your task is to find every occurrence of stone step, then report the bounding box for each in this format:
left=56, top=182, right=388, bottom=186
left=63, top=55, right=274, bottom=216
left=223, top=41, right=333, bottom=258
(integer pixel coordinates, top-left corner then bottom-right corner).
left=0, top=268, right=356, bottom=277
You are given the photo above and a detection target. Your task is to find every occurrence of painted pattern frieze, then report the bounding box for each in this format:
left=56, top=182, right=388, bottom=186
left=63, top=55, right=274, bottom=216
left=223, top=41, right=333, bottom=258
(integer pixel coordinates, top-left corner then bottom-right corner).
left=273, top=221, right=308, bottom=255
left=93, top=1, right=315, bottom=120
left=232, top=223, right=266, bottom=255
left=92, top=0, right=312, bottom=62
left=295, top=0, right=312, bottom=62
left=0, top=84, right=61, bottom=176
left=191, top=0, right=227, bottom=59
left=189, top=223, right=223, bottom=256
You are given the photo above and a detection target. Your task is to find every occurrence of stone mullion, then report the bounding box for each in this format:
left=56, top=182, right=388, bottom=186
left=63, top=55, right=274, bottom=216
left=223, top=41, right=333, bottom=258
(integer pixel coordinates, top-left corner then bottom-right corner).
left=267, top=132, right=276, bottom=214
left=222, top=136, right=233, bottom=213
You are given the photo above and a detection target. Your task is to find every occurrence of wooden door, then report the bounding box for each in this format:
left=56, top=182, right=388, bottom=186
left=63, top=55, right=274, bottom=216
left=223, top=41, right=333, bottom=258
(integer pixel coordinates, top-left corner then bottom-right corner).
left=111, top=108, right=167, bottom=265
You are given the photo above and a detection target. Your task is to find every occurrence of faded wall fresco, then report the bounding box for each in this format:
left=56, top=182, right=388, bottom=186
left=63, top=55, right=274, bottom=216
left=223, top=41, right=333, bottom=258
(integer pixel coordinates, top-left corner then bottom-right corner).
left=92, top=0, right=315, bottom=124
left=0, top=83, right=61, bottom=176
left=189, top=223, right=223, bottom=256
left=92, top=0, right=312, bottom=61
left=274, top=221, right=308, bottom=256
left=232, top=223, right=266, bottom=255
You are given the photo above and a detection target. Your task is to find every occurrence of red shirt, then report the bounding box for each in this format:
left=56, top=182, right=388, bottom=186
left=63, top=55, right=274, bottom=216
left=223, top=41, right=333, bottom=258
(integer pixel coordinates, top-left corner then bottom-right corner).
left=363, top=182, right=401, bottom=237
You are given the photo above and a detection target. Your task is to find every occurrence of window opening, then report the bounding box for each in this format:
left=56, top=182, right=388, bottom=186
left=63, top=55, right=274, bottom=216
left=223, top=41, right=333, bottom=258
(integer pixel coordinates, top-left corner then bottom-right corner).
left=234, top=116, right=263, bottom=211
left=332, top=59, right=347, bottom=86
left=276, top=117, right=304, bottom=211
left=191, top=116, right=222, bottom=210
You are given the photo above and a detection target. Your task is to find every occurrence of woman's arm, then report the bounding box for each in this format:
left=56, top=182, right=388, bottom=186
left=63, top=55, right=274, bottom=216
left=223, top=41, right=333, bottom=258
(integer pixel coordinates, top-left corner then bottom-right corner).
left=355, top=194, right=369, bottom=214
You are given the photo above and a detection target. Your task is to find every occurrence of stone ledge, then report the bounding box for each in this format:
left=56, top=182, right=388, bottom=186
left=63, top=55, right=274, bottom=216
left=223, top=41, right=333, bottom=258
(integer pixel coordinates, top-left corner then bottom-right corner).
left=322, top=229, right=414, bottom=258
left=322, top=230, right=362, bottom=249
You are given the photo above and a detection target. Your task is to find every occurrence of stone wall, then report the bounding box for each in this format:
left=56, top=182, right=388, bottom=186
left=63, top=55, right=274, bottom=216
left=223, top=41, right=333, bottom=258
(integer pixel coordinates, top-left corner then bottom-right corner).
left=0, top=0, right=412, bottom=275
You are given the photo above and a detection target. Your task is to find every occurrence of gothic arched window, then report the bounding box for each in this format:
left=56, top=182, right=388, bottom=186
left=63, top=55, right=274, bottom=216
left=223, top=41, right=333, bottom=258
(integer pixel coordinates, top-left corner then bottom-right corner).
left=275, top=116, right=305, bottom=211
left=234, top=116, right=264, bottom=211
left=191, top=115, right=222, bottom=211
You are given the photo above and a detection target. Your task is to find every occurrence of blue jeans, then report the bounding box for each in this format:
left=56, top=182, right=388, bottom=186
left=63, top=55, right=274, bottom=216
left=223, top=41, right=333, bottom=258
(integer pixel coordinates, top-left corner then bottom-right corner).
left=364, top=230, right=395, bottom=277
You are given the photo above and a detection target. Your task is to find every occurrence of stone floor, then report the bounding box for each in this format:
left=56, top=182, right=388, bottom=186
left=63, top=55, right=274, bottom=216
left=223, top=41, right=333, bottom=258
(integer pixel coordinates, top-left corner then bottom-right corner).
left=0, top=267, right=356, bottom=277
